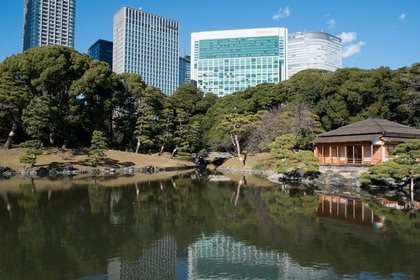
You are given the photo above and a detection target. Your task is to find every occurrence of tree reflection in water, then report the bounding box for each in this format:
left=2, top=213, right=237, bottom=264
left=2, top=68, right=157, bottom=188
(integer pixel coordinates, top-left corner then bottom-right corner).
left=0, top=173, right=419, bottom=279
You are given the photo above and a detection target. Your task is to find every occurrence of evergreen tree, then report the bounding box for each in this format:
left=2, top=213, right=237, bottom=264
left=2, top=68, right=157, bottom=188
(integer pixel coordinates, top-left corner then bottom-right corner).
left=22, top=95, right=56, bottom=147
left=89, top=130, right=108, bottom=166
left=19, top=148, right=42, bottom=168
left=269, top=134, right=319, bottom=172
left=134, top=86, right=163, bottom=153
left=360, top=139, right=420, bottom=191
left=157, top=107, right=174, bottom=156
left=215, top=112, right=259, bottom=167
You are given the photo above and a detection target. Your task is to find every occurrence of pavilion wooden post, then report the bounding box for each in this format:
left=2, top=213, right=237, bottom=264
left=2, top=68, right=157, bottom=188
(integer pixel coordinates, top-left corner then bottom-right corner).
left=329, top=146, right=332, bottom=164
left=336, top=196, right=339, bottom=216
left=345, top=146, right=348, bottom=164
left=353, top=200, right=356, bottom=219
left=371, top=144, right=374, bottom=165
left=345, top=199, right=348, bottom=218
left=362, top=145, right=365, bottom=164
left=336, top=146, right=339, bottom=164
left=362, top=204, right=365, bottom=222
left=330, top=197, right=332, bottom=214
left=352, top=146, right=355, bottom=164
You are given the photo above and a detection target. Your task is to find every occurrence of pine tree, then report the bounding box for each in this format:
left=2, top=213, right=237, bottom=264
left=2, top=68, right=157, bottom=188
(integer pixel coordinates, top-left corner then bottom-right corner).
left=19, top=148, right=42, bottom=168
left=216, top=112, right=259, bottom=167
left=89, top=130, right=108, bottom=166
left=360, top=139, right=420, bottom=192
left=269, top=134, right=319, bottom=172
left=22, top=95, right=56, bottom=147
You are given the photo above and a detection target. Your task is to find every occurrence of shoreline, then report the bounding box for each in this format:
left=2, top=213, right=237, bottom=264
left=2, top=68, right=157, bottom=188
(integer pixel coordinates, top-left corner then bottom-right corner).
left=0, top=164, right=200, bottom=179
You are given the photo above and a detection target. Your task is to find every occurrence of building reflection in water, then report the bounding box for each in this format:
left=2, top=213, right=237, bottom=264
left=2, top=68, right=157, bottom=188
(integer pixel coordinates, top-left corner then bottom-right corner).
left=108, top=235, right=177, bottom=280
left=187, top=232, right=336, bottom=279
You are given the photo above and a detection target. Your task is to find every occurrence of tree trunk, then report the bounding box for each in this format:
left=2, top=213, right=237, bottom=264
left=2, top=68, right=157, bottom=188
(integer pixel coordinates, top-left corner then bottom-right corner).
left=135, top=139, right=140, bottom=154
left=171, top=146, right=177, bottom=159
left=234, top=134, right=244, bottom=167
left=159, top=139, right=167, bottom=156
left=230, top=134, right=236, bottom=149
left=234, top=176, right=244, bottom=207
left=4, top=122, right=18, bottom=150
left=49, top=133, right=54, bottom=146
left=411, top=176, right=414, bottom=195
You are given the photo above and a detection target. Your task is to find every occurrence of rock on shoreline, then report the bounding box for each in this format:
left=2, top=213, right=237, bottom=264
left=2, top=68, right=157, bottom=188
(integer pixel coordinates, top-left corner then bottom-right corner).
left=0, top=165, right=199, bottom=178
left=218, top=165, right=417, bottom=191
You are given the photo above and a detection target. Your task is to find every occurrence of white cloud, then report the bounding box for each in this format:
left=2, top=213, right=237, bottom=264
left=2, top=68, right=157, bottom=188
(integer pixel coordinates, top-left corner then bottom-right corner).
left=399, top=13, right=406, bottom=20
left=327, top=19, right=336, bottom=29
left=343, top=41, right=366, bottom=58
left=338, top=32, right=357, bottom=44
left=272, top=6, right=290, bottom=20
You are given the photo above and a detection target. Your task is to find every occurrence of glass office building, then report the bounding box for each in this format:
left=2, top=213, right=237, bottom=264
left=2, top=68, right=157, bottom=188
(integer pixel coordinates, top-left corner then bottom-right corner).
left=23, top=0, right=75, bottom=51
left=287, top=32, right=342, bottom=79
left=113, top=6, right=179, bottom=95
left=88, top=39, right=113, bottom=68
left=191, top=28, right=287, bottom=97
left=179, top=54, right=191, bottom=86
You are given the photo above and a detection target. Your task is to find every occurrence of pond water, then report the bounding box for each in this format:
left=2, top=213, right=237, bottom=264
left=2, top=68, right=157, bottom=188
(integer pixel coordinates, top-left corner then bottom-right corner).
left=0, top=171, right=419, bottom=280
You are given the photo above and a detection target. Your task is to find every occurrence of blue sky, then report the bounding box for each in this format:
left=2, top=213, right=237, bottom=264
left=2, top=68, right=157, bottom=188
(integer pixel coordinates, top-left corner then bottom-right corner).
left=1, top=0, right=419, bottom=69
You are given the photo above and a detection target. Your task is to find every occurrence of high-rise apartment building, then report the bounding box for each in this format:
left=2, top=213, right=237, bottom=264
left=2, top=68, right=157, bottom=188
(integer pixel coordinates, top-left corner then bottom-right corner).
left=191, top=28, right=287, bottom=97
left=179, top=54, right=191, bottom=86
left=23, top=0, right=75, bottom=51
left=88, top=39, right=113, bottom=68
left=287, top=32, right=342, bottom=79
left=113, top=6, right=179, bottom=95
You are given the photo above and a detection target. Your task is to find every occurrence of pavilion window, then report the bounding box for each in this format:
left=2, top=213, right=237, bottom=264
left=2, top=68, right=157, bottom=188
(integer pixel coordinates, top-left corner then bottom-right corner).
left=363, top=145, right=371, bottom=162
left=339, top=146, right=346, bottom=161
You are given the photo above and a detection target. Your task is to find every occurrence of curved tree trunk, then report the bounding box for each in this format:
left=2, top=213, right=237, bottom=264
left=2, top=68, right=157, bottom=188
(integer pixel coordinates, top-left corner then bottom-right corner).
left=159, top=138, right=167, bottom=156
left=171, top=146, right=177, bottom=159
left=234, top=133, right=244, bottom=167
left=4, top=122, right=18, bottom=150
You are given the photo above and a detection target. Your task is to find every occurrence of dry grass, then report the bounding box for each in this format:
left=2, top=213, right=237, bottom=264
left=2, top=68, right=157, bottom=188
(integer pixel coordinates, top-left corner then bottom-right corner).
left=0, top=147, right=194, bottom=171
left=220, top=152, right=277, bottom=170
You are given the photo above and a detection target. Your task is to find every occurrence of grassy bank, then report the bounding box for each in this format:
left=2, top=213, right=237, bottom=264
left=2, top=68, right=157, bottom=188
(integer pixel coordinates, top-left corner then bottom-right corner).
left=218, top=153, right=276, bottom=171
left=0, top=147, right=194, bottom=171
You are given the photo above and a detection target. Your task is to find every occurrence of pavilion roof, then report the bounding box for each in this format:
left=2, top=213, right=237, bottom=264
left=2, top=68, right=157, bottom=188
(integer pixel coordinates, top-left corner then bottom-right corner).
left=313, top=116, right=420, bottom=144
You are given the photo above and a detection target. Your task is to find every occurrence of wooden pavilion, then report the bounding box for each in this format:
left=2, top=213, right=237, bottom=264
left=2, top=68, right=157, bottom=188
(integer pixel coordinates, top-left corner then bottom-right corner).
left=312, top=116, right=420, bottom=166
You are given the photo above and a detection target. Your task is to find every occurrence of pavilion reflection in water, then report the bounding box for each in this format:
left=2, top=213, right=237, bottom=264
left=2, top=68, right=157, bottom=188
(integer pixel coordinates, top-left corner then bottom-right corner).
left=316, top=193, right=420, bottom=230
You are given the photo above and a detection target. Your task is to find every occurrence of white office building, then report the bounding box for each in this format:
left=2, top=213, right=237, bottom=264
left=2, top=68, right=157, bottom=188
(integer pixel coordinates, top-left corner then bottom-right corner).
left=191, top=28, right=288, bottom=97
left=23, top=0, right=75, bottom=51
left=287, top=32, right=342, bottom=79
left=113, top=6, right=179, bottom=95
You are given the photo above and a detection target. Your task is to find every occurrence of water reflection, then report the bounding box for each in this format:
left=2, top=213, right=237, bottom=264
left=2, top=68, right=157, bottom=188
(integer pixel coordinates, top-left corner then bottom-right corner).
left=187, top=233, right=336, bottom=279
left=0, top=173, right=419, bottom=279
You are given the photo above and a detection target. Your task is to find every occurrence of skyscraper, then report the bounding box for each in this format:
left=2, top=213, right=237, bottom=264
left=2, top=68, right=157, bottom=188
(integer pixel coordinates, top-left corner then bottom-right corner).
left=287, top=32, right=342, bottom=79
left=191, top=28, right=288, bottom=97
left=179, top=54, right=191, bottom=86
left=88, top=39, right=113, bottom=68
left=23, top=0, right=75, bottom=51
left=113, top=6, right=179, bottom=95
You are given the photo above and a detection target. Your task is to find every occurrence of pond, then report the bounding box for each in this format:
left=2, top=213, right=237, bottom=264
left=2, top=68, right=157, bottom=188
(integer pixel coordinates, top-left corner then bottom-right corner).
left=0, top=171, right=419, bottom=280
